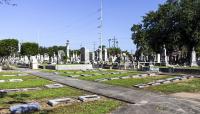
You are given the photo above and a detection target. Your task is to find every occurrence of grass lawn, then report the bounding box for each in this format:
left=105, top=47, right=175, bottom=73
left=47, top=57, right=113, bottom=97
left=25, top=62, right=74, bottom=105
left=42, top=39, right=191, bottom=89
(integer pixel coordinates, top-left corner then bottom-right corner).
left=146, top=78, right=200, bottom=94
left=0, top=71, right=121, bottom=114
left=35, top=99, right=121, bottom=114
left=0, top=72, right=20, bottom=75
left=0, top=87, right=85, bottom=108
left=0, top=76, right=52, bottom=89
left=103, top=76, right=174, bottom=88
left=78, top=71, right=140, bottom=81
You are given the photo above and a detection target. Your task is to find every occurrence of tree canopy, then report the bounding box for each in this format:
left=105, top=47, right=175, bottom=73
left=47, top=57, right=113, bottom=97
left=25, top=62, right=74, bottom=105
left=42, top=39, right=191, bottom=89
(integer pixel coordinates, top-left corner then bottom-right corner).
left=131, top=0, right=200, bottom=58
left=0, top=39, right=18, bottom=58
left=20, top=42, right=39, bottom=58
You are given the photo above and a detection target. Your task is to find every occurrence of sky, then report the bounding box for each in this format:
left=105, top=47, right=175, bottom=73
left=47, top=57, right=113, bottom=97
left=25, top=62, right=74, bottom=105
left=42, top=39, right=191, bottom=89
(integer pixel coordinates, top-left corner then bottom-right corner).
left=0, top=0, right=166, bottom=52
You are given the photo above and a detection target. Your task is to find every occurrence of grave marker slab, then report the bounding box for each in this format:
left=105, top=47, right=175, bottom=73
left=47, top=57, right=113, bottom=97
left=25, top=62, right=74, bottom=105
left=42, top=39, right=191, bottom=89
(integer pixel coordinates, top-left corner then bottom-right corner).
left=45, top=83, right=64, bottom=88
left=0, top=80, right=5, bottom=83
left=48, top=98, right=74, bottom=106
left=9, top=79, right=23, bottom=82
left=78, top=95, right=100, bottom=102
left=2, top=74, right=16, bottom=77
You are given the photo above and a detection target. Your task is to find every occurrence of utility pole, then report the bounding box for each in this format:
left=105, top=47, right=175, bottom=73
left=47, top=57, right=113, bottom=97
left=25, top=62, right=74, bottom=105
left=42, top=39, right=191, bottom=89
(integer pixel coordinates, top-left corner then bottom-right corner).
left=113, top=36, right=116, bottom=48
left=98, top=0, right=103, bottom=61
left=108, top=39, right=111, bottom=48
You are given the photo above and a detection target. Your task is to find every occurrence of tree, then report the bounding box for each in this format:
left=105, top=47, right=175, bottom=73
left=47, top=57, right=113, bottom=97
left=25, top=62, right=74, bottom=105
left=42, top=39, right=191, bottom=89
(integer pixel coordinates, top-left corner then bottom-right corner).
left=131, top=0, right=200, bottom=63
left=108, top=47, right=121, bottom=56
left=0, top=39, right=18, bottom=62
left=0, top=0, right=17, bottom=6
left=20, top=42, right=39, bottom=60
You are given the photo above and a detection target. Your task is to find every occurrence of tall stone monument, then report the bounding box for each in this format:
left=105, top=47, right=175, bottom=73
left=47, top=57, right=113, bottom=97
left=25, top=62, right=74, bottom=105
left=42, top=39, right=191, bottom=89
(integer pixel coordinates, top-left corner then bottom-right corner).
left=80, top=47, right=90, bottom=64
left=66, top=40, right=70, bottom=59
left=157, top=54, right=161, bottom=63
left=103, top=48, right=108, bottom=62
left=190, top=47, right=198, bottom=67
left=161, top=45, right=169, bottom=66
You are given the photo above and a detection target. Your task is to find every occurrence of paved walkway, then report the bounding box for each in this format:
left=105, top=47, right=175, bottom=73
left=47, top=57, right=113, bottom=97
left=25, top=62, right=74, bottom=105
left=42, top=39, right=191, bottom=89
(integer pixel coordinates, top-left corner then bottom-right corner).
left=21, top=69, right=200, bottom=114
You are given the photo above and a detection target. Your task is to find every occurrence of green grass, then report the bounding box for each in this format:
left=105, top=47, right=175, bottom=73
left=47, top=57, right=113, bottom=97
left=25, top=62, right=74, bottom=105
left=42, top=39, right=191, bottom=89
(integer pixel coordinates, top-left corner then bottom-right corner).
left=0, top=87, right=85, bottom=108
left=0, top=72, right=19, bottom=75
left=0, top=75, right=36, bottom=80
left=146, top=78, right=200, bottom=94
left=35, top=99, right=121, bottom=114
left=0, top=77, right=52, bottom=89
left=78, top=71, right=140, bottom=81
left=103, top=76, right=173, bottom=88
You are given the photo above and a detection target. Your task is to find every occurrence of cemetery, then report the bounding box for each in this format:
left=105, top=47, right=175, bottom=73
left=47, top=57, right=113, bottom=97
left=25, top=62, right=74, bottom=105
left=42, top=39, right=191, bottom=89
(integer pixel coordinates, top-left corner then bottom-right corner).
left=0, top=71, right=121, bottom=114
left=0, top=0, right=200, bottom=113
left=1, top=38, right=200, bottom=113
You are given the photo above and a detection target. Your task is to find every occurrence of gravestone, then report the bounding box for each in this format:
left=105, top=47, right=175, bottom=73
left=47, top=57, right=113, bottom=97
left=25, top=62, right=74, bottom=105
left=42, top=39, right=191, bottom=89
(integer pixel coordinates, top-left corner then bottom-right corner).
left=31, top=56, right=38, bottom=69
left=0, top=66, right=2, bottom=72
left=24, top=56, right=29, bottom=64
left=103, top=48, right=108, bottom=62
left=190, top=47, right=198, bottom=67
left=161, top=45, right=169, bottom=66
left=80, top=47, right=90, bottom=64
left=157, top=54, right=160, bottom=63
left=89, top=52, right=95, bottom=62
left=66, top=40, right=70, bottom=59
left=58, top=50, right=65, bottom=64
left=140, top=53, right=144, bottom=61
left=44, top=53, right=49, bottom=62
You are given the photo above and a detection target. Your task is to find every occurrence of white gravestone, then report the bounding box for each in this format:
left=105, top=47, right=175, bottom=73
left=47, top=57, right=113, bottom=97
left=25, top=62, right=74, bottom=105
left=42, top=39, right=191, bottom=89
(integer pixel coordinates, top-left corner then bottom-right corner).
left=190, top=47, right=198, bottom=67
left=157, top=54, right=160, bottom=63
left=31, top=56, right=38, bottom=69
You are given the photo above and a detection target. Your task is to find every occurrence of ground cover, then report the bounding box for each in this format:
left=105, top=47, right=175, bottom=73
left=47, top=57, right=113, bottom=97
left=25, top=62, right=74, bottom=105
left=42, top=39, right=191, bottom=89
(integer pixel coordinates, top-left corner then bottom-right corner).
left=103, top=75, right=174, bottom=88
left=146, top=78, right=200, bottom=94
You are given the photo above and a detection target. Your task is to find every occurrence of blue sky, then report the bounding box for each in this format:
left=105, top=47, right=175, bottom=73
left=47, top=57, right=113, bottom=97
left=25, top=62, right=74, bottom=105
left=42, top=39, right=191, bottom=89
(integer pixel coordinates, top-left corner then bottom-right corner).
left=0, top=0, right=166, bottom=52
